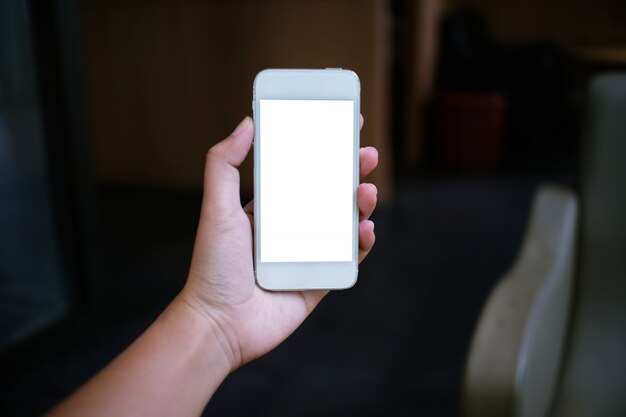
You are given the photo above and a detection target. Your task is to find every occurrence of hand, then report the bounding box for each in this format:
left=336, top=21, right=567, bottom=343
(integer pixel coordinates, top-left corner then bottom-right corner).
left=179, top=116, right=379, bottom=371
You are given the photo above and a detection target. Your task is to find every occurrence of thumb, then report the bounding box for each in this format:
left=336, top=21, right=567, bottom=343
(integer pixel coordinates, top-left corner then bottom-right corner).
left=203, top=116, right=253, bottom=213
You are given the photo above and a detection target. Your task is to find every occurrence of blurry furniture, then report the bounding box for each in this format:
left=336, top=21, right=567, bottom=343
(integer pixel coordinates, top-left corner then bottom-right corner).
left=462, top=186, right=577, bottom=417
left=462, top=73, right=626, bottom=417
left=403, top=0, right=626, bottom=171
left=436, top=10, right=567, bottom=168
left=433, top=90, right=505, bottom=173
left=565, top=44, right=626, bottom=119
left=400, top=0, right=443, bottom=170
left=81, top=0, right=392, bottom=200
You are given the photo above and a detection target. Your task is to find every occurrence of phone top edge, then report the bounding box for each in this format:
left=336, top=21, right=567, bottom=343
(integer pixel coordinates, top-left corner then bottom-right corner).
left=254, top=68, right=360, bottom=92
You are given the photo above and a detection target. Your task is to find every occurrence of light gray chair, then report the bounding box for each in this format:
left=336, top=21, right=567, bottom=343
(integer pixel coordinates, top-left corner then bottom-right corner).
left=462, top=73, right=626, bottom=417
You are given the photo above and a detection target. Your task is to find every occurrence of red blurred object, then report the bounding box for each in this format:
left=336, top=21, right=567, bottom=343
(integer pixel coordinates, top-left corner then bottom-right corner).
left=434, top=90, right=506, bottom=173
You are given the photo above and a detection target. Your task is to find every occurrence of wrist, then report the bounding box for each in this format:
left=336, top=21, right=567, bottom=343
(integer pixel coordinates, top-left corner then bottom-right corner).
left=173, top=287, right=242, bottom=372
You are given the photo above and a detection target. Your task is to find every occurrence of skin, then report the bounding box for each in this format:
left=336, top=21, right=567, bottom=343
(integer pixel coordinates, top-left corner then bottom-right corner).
left=47, top=116, right=378, bottom=417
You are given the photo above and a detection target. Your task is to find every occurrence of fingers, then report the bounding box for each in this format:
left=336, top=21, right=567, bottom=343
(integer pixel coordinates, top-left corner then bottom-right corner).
left=245, top=179, right=377, bottom=223
left=243, top=200, right=254, bottom=216
left=357, top=183, right=377, bottom=220
left=359, top=147, right=378, bottom=179
left=357, top=181, right=377, bottom=263
left=203, top=117, right=254, bottom=212
left=358, top=220, right=376, bottom=263
left=241, top=119, right=378, bottom=265
left=246, top=180, right=378, bottom=263
left=242, top=144, right=378, bottom=213
left=207, top=117, right=253, bottom=167
left=359, top=114, right=364, bottom=130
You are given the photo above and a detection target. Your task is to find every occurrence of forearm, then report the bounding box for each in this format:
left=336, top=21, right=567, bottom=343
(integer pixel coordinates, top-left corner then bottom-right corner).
left=47, top=295, right=232, bottom=417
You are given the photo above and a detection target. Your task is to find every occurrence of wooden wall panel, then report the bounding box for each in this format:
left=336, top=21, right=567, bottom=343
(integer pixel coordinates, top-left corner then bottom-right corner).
left=81, top=0, right=392, bottom=198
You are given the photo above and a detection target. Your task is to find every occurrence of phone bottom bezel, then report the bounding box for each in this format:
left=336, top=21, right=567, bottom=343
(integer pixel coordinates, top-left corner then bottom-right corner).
left=255, top=261, right=358, bottom=291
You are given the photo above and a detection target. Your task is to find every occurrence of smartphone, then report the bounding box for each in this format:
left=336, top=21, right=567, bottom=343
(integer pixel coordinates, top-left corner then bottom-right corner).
left=253, top=69, right=360, bottom=291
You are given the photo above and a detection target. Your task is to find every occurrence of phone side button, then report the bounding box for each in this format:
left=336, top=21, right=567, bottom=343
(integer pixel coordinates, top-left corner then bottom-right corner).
left=252, top=101, right=255, bottom=146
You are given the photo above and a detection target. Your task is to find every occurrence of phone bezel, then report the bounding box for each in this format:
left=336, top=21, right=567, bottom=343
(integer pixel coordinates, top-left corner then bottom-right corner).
left=253, top=69, right=360, bottom=291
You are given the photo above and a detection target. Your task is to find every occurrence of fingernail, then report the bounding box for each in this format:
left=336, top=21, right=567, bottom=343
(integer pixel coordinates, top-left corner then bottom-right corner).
left=232, top=116, right=251, bottom=136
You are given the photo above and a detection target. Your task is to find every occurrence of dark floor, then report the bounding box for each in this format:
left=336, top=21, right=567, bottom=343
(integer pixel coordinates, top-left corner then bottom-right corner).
left=1, top=176, right=569, bottom=416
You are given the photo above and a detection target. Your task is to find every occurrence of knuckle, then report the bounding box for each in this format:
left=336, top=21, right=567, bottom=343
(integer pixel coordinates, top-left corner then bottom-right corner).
left=206, top=144, right=221, bottom=161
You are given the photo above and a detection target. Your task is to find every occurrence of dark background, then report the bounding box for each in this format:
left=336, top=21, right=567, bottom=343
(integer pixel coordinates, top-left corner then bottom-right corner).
left=1, top=0, right=625, bottom=416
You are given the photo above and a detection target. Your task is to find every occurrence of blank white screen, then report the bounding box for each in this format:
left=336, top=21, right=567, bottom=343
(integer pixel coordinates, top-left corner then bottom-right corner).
left=259, top=99, right=354, bottom=262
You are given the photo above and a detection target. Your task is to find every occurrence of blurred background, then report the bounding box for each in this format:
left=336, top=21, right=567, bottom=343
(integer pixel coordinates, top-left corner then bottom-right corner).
left=1, top=0, right=625, bottom=416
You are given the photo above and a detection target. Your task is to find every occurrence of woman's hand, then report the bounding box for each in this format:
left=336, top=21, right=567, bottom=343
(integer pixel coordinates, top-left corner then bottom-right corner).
left=179, top=116, right=379, bottom=370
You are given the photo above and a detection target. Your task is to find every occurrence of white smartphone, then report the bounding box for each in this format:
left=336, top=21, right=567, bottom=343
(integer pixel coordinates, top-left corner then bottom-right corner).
left=253, top=69, right=360, bottom=291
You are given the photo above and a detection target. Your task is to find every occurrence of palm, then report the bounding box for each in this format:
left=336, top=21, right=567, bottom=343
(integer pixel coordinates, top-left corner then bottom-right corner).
left=189, top=202, right=326, bottom=365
